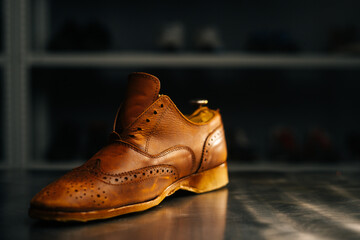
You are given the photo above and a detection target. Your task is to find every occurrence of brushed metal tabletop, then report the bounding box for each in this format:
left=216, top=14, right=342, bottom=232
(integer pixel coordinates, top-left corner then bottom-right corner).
left=1, top=168, right=360, bottom=240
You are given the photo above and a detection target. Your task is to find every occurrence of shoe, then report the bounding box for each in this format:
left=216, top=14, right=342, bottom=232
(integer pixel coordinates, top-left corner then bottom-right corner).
left=29, top=72, right=228, bottom=222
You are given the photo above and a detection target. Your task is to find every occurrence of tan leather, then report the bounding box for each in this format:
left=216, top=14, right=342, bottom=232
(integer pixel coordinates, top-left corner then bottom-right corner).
left=29, top=72, right=228, bottom=221
left=116, top=72, right=161, bottom=132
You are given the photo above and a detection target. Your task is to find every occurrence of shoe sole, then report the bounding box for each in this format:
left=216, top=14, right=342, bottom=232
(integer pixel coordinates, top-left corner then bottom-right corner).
left=29, top=162, right=229, bottom=222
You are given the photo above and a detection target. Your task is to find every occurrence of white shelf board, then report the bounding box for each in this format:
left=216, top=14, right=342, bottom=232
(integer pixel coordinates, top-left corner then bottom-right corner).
left=28, top=52, right=360, bottom=68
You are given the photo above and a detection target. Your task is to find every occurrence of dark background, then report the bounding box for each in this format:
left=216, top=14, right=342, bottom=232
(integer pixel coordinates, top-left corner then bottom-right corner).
left=3, top=0, right=360, bottom=166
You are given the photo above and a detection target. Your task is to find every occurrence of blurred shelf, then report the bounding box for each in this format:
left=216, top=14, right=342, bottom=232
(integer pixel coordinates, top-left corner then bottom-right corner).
left=28, top=52, right=360, bottom=68
left=8, top=160, right=360, bottom=171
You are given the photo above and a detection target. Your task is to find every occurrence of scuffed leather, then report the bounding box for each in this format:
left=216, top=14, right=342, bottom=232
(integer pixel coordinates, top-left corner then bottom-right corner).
left=116, top=72, right=160, bottom=132
left=31, top=165, right=177, bottom=211
left=88, top=141, right=195, bottom=179
left=31, top=72, right=227, bottom=212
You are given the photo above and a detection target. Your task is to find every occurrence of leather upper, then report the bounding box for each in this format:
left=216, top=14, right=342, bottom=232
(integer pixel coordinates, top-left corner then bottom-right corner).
left=116, top=72, right=161, bottom=132
left=31, top=72, right=227, bottom=212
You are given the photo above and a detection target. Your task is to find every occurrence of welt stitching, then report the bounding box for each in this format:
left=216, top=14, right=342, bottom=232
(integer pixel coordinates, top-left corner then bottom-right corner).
left=114, top=140, right=195, bottom=160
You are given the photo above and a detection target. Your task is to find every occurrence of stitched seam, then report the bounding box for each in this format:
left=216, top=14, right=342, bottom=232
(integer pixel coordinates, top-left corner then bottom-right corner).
left=197, top=125, right=224, bottom=172
left=113, top=140, right=195, bottom=160
left=164, top=96, right=217, bottom=127
left=132, top=73, right=159, bottom=103
left=151, top=77, right=160, bottom=102
left=120, top=73, right=160, bottom=132
left=88, top=164, right=179, bottom=185
left=96, top=174, right=177, bottom=186
left=123, top=97, right=163, bottom=133
left=113, top=102, right=124, bottom=132
left=206, top=133, right=224, bottom=153
left=145, top=102, right=170, bottom=152
left=98, top=164, right=176, bottom=177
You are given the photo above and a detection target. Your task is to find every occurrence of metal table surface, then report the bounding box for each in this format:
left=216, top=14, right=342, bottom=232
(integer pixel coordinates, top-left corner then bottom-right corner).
left=1, top=167, right=360, bottom=240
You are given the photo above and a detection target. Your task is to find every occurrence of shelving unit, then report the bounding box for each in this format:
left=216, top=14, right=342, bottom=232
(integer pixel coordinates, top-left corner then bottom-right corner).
left=29, top=53, right=360, bottom=68
left=1, top=0, right=360, bottom=169
left=2, top=0, right=29, bottom=168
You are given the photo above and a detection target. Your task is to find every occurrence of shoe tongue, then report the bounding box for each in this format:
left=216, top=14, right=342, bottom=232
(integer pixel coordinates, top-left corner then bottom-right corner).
left=116, top=72, right=160, bottom=132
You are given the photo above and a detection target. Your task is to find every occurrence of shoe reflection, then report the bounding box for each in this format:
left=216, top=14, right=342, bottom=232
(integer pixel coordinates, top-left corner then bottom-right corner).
left=30, top=188, right=228, bottom=240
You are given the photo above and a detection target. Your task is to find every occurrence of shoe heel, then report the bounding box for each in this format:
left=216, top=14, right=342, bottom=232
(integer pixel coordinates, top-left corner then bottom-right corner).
left=180, top=162, right=229, bottom=193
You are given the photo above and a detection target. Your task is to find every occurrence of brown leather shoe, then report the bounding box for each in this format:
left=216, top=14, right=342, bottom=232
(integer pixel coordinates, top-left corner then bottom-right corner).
left=29, top=72, right=228, bottom=222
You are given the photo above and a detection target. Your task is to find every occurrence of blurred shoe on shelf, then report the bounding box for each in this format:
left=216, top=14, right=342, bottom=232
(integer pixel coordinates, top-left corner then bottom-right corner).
left=194, top=26, right=223, bottom=52
left=328, top=26, right=360, bottom=55
left=158, top=22, right=185, bottom=51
